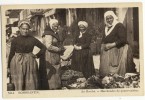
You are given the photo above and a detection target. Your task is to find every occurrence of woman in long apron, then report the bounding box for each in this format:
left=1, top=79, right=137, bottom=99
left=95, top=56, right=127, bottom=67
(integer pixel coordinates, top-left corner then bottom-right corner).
left=99, top=11, right=136, bottom=78
left=7, top=19, right=46, bottom=90
left=39, top=19, right=64, bottom=90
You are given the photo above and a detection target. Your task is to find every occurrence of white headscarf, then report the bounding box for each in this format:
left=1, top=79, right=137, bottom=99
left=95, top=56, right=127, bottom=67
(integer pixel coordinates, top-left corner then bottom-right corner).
left=104, top=11, right=119, bottom=36
left=78, top=21, right=88, bottom=28
left=78, top=21, right=88, bottom=38
left=49, top=19, right=58, bottom=29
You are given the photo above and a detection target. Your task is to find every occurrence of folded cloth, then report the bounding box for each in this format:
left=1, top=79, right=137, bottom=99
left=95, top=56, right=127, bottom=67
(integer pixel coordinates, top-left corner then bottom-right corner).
left=60, top=45, right=74, bottom=60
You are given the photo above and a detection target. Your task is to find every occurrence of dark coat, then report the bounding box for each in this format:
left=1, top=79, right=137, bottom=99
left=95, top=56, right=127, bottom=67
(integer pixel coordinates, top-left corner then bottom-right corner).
left=71, top=31, right=95, bottom=79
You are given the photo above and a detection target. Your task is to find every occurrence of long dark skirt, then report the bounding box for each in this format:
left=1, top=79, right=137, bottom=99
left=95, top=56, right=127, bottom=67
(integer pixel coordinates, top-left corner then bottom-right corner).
left=71, top=49, right=95, bottom=79
left=39, top=54, right=49, bottom=90
left=39, top=51, right=61, bottom=90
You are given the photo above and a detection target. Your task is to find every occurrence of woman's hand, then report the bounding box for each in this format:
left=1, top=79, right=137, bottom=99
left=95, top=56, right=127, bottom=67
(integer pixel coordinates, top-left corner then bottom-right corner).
left=104, top=43, right=116, bottom=51
left=59, top=46, right=65, bottom=55
left=60, top=46, right=65, bottom=52
left=74, top=45, right=82, bottom=50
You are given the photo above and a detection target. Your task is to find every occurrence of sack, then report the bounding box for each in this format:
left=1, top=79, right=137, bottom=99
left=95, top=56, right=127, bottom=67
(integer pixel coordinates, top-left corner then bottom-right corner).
left=7, top=74, right=15, bottom=91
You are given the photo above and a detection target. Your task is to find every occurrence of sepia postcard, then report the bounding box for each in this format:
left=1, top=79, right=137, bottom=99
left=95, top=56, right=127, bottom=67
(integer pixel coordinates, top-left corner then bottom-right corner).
left=1, top=3, right=144, bottom=98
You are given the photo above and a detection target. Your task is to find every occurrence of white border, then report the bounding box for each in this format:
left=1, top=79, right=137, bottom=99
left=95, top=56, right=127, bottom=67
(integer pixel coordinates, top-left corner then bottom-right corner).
left=0, top=0, right=145, bottom=100
left=0, top=0, right=143, bottom=4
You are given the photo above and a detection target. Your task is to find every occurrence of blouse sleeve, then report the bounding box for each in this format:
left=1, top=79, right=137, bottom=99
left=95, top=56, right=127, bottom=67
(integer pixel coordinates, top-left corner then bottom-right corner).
left=8, top=39, right=16, bottom=68
left=115, top=23, right=127, bottom=47
left=44, top=35, right=61, bottom=52
left=81, top=34, right=92, bottom=49
left=34, top=38, right=46, bottom=58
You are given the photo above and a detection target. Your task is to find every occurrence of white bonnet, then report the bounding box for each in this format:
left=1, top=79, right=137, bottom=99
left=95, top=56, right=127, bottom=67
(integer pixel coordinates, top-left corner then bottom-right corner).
left=78, top=21, right=88, bottom=28
left=49, top=19, right=58, bottom=27
left=104, top=11, right=118, bottom=20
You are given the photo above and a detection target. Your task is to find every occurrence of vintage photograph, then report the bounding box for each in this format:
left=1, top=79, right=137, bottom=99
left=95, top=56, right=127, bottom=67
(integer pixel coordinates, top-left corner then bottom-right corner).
left=1, top=3, right=144, bottom=98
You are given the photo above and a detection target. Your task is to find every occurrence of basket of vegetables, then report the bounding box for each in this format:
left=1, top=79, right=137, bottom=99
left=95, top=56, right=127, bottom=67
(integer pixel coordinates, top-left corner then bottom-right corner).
left=61, top=70, right=84, bottom=87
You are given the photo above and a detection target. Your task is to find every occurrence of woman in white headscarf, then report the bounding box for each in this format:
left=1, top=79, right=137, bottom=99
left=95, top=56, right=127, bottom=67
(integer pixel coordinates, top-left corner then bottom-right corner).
left=39, top=19, right=65, bottom=90
left=99, top=11, right=136, bottom=78
left=71, top=21, right=95, bottom=79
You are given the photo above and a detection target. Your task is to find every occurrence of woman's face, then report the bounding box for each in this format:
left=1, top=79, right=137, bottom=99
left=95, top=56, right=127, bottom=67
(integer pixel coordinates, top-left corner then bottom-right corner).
left=79, top=25, right=86, bottom=33
left=19, top=24, right=30, bottom=36
left=106, top=15, right=114, bottom=25
left=52, top=23, right=58, bottom=32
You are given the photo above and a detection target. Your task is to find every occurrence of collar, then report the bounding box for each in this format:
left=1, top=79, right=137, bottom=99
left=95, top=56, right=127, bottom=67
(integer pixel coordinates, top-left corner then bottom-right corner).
left=79, top=31, right=86, bottom=38
left=105, top=22, right=119, bottom=36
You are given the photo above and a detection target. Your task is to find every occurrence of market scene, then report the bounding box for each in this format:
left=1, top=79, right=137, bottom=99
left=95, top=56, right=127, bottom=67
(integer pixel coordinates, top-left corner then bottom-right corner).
left=6, top=8, right=140, bottom=90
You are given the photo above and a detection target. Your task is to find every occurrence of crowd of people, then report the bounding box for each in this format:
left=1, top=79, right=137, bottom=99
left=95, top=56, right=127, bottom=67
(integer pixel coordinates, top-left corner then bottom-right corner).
left=7, top=11, right=136, bottom=90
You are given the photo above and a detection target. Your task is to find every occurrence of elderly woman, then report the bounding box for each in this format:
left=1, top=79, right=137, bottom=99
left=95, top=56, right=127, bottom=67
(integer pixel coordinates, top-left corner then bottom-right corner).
left=99, top=11, right=136, bottom=78
left=71, top=21, right=95, bottom=79
left=39, top=19, right=64, bottom=90
left=7, top=19, right=46, bottom=90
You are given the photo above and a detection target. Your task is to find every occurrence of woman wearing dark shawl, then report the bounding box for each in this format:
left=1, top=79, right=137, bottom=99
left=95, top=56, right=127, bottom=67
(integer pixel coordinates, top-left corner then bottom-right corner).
left=71, top=21, right=95, bottom=79
left=39, top=19, right=64, bottom=90
left=99, top=11, right=136, bottom=78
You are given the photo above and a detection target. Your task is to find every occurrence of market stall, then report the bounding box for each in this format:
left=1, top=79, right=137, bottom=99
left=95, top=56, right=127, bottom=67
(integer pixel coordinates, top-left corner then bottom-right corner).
left=61, top=68, right=140, bottom=89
